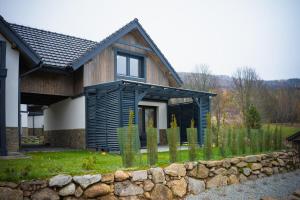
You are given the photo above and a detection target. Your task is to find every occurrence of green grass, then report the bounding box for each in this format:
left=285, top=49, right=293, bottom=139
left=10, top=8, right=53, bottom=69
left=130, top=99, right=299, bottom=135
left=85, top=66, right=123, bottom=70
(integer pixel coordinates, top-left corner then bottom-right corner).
left=263, top=124, right=300, bottom=137
left=0, top=148, right=223, bottom=182
left=1, top=124, right=299, bottom=182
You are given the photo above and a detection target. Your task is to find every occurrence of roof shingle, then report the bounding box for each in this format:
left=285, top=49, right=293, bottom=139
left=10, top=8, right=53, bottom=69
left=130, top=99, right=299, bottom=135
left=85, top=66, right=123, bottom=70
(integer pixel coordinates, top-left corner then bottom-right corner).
left=9, top=23, right=98, bottom=69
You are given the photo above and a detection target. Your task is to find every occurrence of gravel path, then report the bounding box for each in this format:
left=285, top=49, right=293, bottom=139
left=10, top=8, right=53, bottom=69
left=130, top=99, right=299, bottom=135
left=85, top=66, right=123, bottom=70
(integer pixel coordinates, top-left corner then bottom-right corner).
left=186, top=170, right=300, bottom=200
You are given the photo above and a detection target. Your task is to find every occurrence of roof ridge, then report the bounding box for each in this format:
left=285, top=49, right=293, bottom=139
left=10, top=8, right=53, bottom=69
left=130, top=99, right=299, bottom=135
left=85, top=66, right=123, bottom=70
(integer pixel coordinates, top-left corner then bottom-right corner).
left=9, top=22, right=98, bottom=44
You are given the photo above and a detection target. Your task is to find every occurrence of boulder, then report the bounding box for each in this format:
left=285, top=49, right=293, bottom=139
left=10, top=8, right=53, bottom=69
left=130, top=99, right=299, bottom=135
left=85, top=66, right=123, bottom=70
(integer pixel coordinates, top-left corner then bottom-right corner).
left=236, top=161, right=248, bottom=168
left=273, top=167, right=279, bottom=174
left=98, top=193, right=118, bottom=200
left=20, top=180, right=47, bottom=191
left=185, top=162, right=196, bottom=170
left=243, top=168, right=252, bottom=176
left=252, top=170, right=261, bottom=175
left=262, top=167, right=273, bottom=176
left=49, top=174, right=72, bottom=187
left=227, top=166, right=238, bottom=175
left=188, top=164, right=209, bottom=179
left=228, top=174, right=239, bottom=185
left=73, top=174, right=101, bottom=189
left=244, top=155, right=257, bottom=163
left=84, top=183, right=111, bottom=198
left=31, top=188, right=59, bottom=200
left=223, top=159, right=231, bottom=168
left=206, top=160, right=222, bottom=167
left=251, top=163, right=262, bottom=171
left=230, top=157, right=240, bottom=165
left=188, top=177, right=205, bottom=195
left=114, top=180, right=144, bottom=196
left=59, top=183, right=76, bottom=196
left=0, top=182, right=18, bottom=189
left=206, top=174, right=228, bottom=189
left=167, top=178, right=187, bottom=197
left=164, top=163, right=186, bottom=177
left=271, top=161, right=279, bottom=166
left=239, top=174, right=248, bottom=183
left=0, top=187, right=23, bottom=200
left=149, top=167, right=165, bottom=183
left=260, top=196, right=278, bottom=200
left=101, top=173, right=115, bottom=183
left=131, top=170, right=148, bottom=181
left=150, top=184, right=173, bottom=200
left=277, top=159, right=285, bottom=167
left=75, top=186, right=83, bottom=197
left=115, top=170, right=130, bottom=181
left=143, top=180, right=154, bottom=192
left=214, top=168, right=227, bottom=175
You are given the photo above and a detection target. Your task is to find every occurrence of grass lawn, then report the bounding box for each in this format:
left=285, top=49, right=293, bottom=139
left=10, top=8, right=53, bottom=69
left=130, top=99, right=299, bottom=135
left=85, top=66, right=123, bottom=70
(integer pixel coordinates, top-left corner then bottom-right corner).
left=0, top=124, right=299, bottom=182
left=0, top=148, right=223, bottom=182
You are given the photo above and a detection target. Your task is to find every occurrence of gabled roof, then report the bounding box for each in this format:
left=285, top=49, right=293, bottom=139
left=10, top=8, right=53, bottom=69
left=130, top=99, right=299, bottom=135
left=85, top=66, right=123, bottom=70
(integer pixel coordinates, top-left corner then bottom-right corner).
left=0, top=15, right=41, bottom=65
left=0, top=16, right=182, bottom=85
left=9, top=23, right=98, bottom=69
left=71, top=18, right=183, bottom=85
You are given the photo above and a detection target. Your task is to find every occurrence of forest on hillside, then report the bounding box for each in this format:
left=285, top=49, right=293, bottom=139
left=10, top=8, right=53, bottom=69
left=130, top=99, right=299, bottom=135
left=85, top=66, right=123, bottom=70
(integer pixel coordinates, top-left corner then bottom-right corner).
left=179, top=66, right=300, bottom=129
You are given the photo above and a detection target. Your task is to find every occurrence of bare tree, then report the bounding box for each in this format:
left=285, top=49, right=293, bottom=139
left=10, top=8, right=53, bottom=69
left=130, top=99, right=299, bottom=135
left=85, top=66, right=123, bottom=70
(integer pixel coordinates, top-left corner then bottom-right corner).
left=232, top=67, right=260, bottom=126
left=183, top=65, right=217, bottom=92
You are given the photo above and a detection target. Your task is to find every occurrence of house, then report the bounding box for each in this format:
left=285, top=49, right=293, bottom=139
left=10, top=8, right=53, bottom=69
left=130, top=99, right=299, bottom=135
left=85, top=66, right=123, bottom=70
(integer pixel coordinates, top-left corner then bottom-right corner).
left=0, top=15, right=216, bottom=155
left=287, top=131, right=300, bottom=156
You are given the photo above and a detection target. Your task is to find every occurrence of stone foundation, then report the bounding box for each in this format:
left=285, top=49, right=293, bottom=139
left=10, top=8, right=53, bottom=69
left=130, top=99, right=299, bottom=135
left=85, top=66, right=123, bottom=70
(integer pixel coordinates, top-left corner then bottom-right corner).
left=6, top=127, right=19, bottom=152
left=0, top=150, right=299, bottom=200
left=28, top=128, right=44, bottom=136
left=44, top=129, right=85, bottom=149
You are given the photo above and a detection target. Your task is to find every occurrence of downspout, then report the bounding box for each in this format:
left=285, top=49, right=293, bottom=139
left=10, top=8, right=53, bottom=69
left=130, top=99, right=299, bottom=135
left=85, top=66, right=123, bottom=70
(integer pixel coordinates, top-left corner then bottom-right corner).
left=18, top=61, right=43, bottom=149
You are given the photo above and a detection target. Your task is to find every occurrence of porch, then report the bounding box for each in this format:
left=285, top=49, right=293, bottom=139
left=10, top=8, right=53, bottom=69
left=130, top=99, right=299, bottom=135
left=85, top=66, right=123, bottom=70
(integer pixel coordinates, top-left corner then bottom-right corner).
left=85, top=80, right=216, bottom=151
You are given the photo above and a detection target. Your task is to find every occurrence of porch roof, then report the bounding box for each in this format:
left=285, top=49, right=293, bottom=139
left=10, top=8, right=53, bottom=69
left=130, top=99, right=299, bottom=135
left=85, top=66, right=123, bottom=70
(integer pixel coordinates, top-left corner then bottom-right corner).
left=85, top=80, right=216, bottom=100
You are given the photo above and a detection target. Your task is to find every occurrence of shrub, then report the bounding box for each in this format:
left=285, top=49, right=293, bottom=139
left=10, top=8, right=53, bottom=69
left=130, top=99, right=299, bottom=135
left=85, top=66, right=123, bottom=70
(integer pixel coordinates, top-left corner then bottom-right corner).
left=246, top=104, right=261, bottom=129
left=117, top=110, right=141, bottom=168
left=167, top=114, right=180, bottom=163
left=226, top=127, right=232, bottom=155
left=264, top=124, right=272, bottom=151
left=231, top=128, right=238, bottom=156
left=187, top=119, right=198, bottom=161
left=219, top=126, right=226, bottom=158
left=146, top=118, right=158, bottom=166
left=238, top=128, right=246, bottom=155
left=258, top=128, right=264, bottom=153
left=249, top=129, right=258, bottom=154
left=204, top=113, right=213, bottom=160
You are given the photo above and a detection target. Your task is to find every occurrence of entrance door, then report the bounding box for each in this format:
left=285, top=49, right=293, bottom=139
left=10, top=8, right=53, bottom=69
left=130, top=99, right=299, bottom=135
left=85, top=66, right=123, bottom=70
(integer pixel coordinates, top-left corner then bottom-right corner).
left=138, top=106, right=157, bottom=147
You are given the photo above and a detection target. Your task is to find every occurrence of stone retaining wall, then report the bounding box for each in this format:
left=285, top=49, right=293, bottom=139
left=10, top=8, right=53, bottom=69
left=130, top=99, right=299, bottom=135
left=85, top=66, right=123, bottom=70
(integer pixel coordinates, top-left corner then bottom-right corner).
left=0, top=150, right=299, bottom=200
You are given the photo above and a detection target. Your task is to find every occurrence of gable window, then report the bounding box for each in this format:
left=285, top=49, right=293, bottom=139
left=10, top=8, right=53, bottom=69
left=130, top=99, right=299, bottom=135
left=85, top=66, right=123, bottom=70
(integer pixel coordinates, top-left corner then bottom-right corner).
left=116, top=51, right=145, bottom=80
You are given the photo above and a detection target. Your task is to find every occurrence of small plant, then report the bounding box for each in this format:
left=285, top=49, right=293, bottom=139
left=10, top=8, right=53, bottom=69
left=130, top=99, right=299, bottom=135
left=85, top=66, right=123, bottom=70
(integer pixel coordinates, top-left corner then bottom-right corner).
left=219, top=126, right=226, bottom=158
left=245, top=104, right=261, bottom=129
left=226, top=127, right=232, bottom=155
left=117, top=110, right=141, bottom=168
left=146, top=118, right=158, bottom=166
left=264, top=124, right=271, bottom=151
left=167, top=114, right=180, bottom=163
left=249, top=129, right=258, bottom=154
left=82, top=156, right=96, bottom=170
left=187, top=119, right=198, bottom=161
left=204, top=113, right=213, bottom=160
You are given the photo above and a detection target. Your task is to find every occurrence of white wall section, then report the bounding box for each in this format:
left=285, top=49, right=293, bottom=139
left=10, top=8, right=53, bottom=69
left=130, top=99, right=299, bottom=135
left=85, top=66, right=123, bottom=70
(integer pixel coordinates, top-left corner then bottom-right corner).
left=44, top=96, right=86, bottom=131
left=138, top=101, right=167, bottom=130
left=28, top=115, right=44, bottom=128
left=0, top=34, right=19, bottom=127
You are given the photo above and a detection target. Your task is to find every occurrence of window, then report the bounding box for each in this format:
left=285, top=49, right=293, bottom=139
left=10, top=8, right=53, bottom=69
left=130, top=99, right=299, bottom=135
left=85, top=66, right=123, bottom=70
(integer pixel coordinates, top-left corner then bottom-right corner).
left=116, top=52, right=144, bottom=79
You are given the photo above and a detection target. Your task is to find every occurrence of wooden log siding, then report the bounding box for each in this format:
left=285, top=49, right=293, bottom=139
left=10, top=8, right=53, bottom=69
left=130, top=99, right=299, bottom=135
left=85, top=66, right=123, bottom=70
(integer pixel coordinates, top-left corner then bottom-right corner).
left=83, top=31, right=176, bottom=88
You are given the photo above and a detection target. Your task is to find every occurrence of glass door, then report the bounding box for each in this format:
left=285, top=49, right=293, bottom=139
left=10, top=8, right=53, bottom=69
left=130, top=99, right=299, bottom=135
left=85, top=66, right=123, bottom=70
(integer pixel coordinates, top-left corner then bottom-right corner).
left=138, top=106, right=157, bottom=147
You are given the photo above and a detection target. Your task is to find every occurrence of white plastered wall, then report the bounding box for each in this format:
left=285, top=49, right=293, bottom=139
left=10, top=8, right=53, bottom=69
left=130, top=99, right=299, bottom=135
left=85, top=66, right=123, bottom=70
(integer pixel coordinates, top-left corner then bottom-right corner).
left=44, top=96, right=86, bottom=131
left=21, top=104, right=28, bottom=128
left=0, top=34, right=19, bottom=127
left=138, top=100, right=167, bottom=143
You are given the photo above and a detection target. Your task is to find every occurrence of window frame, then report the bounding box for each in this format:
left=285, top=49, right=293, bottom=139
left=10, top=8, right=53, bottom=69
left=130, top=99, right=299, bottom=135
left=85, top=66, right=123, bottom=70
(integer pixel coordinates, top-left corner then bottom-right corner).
left=114, top=49, right=146, bottom=82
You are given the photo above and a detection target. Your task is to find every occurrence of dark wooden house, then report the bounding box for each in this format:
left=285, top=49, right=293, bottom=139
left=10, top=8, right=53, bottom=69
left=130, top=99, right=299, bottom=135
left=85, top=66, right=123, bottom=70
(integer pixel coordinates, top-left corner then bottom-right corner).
left=0, top=16, right=216, bottom=154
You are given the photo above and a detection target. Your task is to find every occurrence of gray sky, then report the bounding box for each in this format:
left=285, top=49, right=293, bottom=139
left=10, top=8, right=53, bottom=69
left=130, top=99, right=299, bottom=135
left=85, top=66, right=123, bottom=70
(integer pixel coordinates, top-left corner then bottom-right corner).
left=1, top=0, right=299, bottom=80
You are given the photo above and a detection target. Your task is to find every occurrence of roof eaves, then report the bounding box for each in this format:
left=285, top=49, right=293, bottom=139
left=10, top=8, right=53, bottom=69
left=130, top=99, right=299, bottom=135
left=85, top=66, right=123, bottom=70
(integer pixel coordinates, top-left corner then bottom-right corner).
left=71, top=19, right=139, bottom=70
left=0, top=15, right=41, bottom=64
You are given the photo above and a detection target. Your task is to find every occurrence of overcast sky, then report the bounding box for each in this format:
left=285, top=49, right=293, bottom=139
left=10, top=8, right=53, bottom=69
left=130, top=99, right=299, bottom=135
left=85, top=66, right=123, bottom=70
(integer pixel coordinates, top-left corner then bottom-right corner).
left=1, top=0, right=299, bottom=80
